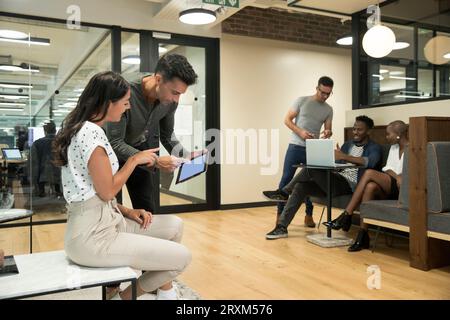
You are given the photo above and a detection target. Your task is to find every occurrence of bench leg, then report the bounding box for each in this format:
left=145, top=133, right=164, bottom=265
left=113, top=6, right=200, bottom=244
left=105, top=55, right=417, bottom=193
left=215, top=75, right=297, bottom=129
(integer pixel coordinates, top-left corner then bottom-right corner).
left=131, top=279, right=137, bottom=300
left=371, top=226, right=381, bottom=253
left=102, top=285, right=106, bottom=300
left=385, top=233, right=395, bottom=247
left=317, top=207, right=325, bottom=230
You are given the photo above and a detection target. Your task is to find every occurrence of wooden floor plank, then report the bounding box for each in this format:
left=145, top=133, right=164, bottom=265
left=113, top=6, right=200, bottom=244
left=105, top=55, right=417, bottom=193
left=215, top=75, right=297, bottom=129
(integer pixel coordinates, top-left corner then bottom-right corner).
left=1, top=205, right=449, bottom=299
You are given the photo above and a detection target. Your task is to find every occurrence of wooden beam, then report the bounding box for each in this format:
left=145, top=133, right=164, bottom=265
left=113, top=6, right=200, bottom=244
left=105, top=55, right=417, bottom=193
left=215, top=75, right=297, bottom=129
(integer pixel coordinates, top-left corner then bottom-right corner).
left=363, top=218, right=409, bottom=233
left=409, top=116, right=450, bottom=270
left=427, top=231, right=450, bottom=242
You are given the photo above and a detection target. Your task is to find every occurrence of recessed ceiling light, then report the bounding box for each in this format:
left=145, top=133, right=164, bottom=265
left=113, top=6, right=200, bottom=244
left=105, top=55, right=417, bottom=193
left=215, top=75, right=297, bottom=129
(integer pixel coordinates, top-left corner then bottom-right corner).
left=0, top=107, right=24, bottom=111
left=179, top=8, right=217, bottom=25
left=379, top=69, right=389, bottom=74
left=336, top=36, right=352, bottom=46
left=122, top=55, right=140, bottom=65
left=159, top=46, right=168, bottom=54
left=0, top=102, right=26, bottom=106
left=0, top=36, right=50, bottom=46
left=0, top=94, right=28, bottom=100
left=0, top=82, right=33, bottom=89
left=389, top=71, right=404, bottom=76
left=443, top=52, right=450, bottom=59
left=0, top=64, right=39, bottom=72
left=0, top=29, right=28, bottom=39
left=393, top=42, right=410, bottom=50
left=0, top=65, right=24, bottom=72
left=372, top=74, right=384, bottom=80
left=390, top=76, right=416, bottom=81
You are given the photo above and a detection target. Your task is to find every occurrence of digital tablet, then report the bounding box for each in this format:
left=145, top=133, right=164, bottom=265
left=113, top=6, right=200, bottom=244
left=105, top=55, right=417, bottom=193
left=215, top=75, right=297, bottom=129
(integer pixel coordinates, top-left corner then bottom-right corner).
left=175, top=152, right=208, bottom=184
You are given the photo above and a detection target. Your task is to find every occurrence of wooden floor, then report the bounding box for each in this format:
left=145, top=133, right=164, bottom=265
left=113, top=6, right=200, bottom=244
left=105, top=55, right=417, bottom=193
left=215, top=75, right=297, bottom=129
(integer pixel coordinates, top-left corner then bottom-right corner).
left=1, top=205, right=450, bottom=299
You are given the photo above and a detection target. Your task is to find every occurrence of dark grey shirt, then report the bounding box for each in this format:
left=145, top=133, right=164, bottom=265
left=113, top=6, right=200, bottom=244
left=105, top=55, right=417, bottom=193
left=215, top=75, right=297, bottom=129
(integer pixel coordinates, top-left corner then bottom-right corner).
left=105, top=77, right=187, bottom=163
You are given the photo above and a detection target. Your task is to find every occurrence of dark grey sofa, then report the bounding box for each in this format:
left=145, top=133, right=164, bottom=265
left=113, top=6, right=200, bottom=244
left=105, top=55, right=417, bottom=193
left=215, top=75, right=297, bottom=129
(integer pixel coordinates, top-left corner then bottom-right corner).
left=360, top=142, right=450, bottom=240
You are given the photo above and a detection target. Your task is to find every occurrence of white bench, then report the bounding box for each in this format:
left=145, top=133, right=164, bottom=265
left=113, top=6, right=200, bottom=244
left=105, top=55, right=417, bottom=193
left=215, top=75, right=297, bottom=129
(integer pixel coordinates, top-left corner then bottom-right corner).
left=0, top=208, right=33, bottom=223
left=0, top=250, right=137, bottom=300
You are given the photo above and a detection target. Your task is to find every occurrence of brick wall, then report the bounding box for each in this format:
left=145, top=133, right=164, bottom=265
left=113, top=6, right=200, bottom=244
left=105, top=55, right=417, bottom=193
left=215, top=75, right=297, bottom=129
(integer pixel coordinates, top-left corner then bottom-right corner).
left=222, top=6, right=351, bottom=48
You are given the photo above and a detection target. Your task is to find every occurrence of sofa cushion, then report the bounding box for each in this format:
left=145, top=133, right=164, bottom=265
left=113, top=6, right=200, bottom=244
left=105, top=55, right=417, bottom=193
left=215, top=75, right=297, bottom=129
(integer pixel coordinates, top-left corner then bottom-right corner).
left=427, top=142, right=450, bottom=213
left=428, top=212, right=450, bottom=235
left=360, top=200, right=409, bottom=226
left=361, top=200, right=450, bottom=235
left=398, top=142, right=450, bottom=213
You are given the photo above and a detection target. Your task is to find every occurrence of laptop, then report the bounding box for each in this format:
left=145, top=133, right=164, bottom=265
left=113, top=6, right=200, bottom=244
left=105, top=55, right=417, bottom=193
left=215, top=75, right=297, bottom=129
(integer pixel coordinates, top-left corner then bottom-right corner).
left=1, top=148, right=23, bottom=160
left=306, top=139, right=352, bottom=168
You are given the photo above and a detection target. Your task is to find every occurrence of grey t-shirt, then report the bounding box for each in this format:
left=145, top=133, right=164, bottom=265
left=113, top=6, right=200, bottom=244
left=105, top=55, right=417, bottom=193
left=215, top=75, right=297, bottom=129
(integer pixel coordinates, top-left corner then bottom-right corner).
left=290, top=96, right=333, bottom=146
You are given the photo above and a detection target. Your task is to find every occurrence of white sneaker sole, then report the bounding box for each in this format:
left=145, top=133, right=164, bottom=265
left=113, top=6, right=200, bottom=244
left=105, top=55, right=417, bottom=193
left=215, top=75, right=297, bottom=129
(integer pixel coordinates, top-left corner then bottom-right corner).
left=265, top=233, right=288, bottom=240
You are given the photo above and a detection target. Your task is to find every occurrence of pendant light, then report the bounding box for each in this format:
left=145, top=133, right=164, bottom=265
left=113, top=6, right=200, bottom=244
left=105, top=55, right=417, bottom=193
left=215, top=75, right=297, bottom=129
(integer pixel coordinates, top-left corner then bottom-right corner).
left=362, top=5, right=396, bottom=58
left=179, top=8, right=216, bottom=25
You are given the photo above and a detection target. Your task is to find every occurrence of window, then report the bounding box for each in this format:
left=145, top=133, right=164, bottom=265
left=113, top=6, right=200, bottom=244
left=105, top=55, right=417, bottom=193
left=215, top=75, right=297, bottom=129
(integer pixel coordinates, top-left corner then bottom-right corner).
left=354, top=0, right=450, bottom=108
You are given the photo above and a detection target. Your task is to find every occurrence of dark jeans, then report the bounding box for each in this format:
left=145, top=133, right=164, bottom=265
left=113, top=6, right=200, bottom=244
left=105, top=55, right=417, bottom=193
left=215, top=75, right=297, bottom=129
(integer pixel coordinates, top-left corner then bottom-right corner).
left=116, top=165, right=159, bottom=212
left=278, top=144, right=313, bottom=216
left=37, top=182, right=61, bottom=196
left=278, top=168, right=353, bottom=228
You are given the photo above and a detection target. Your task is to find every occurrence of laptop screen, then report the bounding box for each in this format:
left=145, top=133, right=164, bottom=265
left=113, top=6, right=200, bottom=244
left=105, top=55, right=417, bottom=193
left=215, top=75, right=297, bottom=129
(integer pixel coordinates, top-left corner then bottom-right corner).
left=2, top=148, right=22, bottom=160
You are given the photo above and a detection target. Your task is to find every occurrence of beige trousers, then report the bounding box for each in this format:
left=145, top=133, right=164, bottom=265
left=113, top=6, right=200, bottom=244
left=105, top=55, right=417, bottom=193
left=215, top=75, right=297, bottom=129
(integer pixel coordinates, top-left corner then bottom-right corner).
left=64, top=195, right=191, bottom=292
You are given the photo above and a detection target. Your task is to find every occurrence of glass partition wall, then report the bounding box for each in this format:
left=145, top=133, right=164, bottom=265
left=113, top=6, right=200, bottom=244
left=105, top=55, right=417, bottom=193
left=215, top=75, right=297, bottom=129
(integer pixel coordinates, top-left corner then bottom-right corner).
left=0, top=15, right=112, bottom=253
left=0, top=13, right=220, bottom=254
left=353, top=1, right=450, bottom=108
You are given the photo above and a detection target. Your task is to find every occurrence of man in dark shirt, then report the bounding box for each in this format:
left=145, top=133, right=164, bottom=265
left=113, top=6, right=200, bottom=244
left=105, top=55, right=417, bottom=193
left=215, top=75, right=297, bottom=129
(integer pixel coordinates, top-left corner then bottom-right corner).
left=265, top=116, right=382, bottom=239
left=106, top=53, right=198, bottom=212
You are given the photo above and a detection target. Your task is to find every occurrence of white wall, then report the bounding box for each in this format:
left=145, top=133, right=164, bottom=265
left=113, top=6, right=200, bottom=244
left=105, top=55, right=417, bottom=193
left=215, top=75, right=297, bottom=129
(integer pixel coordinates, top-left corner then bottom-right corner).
left=1, top=0, right=221, bottom=38
left=346, top=99, right=450, bottom=127
left=220, top=34, right=352, bottom=205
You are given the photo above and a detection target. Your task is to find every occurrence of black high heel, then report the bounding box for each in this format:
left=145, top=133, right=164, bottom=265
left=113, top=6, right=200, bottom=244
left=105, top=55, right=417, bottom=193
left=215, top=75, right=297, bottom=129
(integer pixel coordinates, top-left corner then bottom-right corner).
left=322, top=212, right=352, bottom=231
left=348, top=229, right=370, bottom=252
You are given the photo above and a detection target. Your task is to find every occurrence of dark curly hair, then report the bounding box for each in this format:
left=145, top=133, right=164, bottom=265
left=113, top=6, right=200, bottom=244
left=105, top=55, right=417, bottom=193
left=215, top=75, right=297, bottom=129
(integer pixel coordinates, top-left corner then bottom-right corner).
left=356, top=115, right=375, bottom=129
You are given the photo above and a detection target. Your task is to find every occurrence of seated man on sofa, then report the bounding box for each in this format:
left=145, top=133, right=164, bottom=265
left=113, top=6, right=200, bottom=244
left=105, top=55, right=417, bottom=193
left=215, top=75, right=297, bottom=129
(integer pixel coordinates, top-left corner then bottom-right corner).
left=265, top=115, right=382, bottom=239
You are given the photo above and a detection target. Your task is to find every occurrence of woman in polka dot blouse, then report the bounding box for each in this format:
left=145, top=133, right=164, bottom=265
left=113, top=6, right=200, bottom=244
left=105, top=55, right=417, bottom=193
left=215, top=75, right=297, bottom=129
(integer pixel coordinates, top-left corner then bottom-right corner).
left=53, top=71, right=191, bottom=300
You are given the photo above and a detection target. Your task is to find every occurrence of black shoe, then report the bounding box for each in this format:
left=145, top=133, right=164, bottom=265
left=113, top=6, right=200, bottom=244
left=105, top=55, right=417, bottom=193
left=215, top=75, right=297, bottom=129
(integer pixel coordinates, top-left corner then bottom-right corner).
left=348, top=229, right=370, bottom=252
left=266, top=225, right=288, bottom=240
left=322, top=211, right=352, bottom=232
left=262, top=190, right=288, bottom=202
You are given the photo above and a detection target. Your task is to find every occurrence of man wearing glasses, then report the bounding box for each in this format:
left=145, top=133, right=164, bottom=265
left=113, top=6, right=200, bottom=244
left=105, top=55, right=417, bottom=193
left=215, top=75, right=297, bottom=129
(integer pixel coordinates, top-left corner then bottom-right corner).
left=263, top=76, right=334, bottom=237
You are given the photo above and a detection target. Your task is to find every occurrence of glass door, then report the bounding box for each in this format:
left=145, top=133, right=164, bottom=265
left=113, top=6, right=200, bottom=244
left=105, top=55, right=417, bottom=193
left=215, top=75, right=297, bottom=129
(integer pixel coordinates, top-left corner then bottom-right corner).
left=154, top=35, right=220, bottom=213
left=158, top=45, right=206, bottom=206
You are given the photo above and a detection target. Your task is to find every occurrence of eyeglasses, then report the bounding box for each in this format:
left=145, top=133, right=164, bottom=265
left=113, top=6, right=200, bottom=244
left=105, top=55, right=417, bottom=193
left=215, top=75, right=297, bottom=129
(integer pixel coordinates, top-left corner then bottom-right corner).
left=317, top=87, right=333, bottom=97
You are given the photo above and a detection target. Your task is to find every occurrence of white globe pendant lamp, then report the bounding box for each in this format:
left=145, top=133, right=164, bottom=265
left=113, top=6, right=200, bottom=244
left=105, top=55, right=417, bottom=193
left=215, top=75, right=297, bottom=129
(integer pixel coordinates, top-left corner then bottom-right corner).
left=363, top=25, right=396, bottom=58
left=362, top=5, right=396, bottom=58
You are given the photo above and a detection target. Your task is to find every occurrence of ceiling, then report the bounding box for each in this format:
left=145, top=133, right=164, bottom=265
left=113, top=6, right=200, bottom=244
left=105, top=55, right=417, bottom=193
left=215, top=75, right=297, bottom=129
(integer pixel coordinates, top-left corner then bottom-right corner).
left=286, top=0, right=387, bottom=15
left=144, top=0, right=387, bottom=27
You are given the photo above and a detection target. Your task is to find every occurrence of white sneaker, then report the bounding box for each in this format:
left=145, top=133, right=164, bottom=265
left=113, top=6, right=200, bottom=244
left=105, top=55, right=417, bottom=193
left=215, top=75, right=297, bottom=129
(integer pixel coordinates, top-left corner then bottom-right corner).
left=106, top=287, right=122, bottom=300
left=155, top=286, right=181, bottom=300
left=109, top=291, right=122, bottom=300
